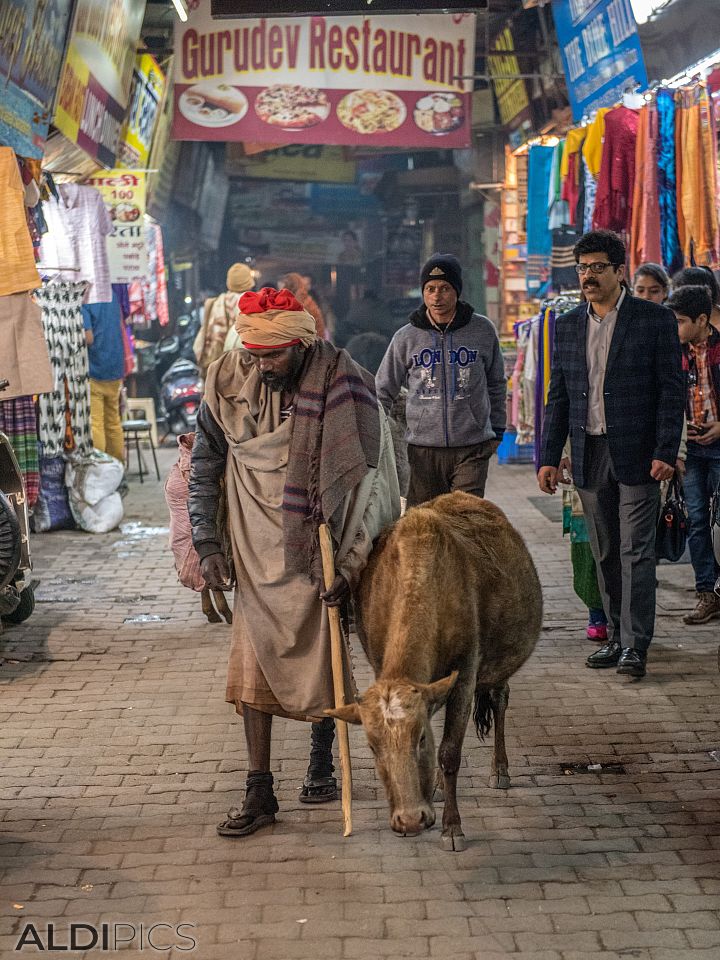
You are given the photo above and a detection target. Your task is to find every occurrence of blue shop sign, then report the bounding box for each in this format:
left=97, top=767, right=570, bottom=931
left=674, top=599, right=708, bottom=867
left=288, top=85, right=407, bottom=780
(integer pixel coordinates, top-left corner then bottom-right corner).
left=552, top=0, right=648, bottom=121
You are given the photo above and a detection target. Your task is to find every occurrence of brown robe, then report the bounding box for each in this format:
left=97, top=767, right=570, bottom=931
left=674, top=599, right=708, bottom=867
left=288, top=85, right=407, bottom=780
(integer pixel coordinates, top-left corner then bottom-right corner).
left=204, top=353, right=400, bottom=721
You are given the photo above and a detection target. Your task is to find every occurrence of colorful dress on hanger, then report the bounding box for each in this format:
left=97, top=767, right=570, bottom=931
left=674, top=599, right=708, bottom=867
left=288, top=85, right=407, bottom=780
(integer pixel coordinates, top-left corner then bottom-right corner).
left=656, top=88, right=683, bottom=274
left=34, top=281, right=93, bottom=458
left=592, top=105, right=640, bottom=234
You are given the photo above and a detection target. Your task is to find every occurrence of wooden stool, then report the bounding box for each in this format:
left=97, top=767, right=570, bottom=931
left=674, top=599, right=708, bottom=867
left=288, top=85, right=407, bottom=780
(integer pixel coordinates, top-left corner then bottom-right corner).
left=123, top=420, right=160, bottom=483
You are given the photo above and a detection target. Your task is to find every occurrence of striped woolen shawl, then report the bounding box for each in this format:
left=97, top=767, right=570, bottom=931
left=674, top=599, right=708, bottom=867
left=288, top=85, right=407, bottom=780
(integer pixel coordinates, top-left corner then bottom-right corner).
left=284, top=340, right=380, bottom=581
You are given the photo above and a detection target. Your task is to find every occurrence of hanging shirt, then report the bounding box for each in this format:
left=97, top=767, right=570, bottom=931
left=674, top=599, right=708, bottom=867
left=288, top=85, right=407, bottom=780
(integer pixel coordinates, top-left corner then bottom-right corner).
left=586, top=289, right=626, bottom=435
left=40, top=183, right=113, bottom=303
left=0, top=146, right=41, bottom=296
left=582, top=108, right=610, bottom=179
left=592, top=107, right=640, bottom=233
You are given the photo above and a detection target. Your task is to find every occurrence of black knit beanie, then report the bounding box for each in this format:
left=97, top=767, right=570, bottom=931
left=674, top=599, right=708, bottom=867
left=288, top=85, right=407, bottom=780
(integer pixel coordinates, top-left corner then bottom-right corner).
left=420, top=254, right=462, bottom=297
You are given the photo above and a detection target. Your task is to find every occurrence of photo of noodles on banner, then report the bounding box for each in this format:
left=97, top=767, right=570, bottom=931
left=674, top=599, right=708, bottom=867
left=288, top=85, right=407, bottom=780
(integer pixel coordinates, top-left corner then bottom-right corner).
left=172, top=2, right=476, bottom=148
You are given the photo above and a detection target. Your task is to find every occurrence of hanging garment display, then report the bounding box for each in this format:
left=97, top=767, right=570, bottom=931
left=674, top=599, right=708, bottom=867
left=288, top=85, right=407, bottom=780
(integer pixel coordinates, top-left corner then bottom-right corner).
left=582, top=108, right=609, bottom=180
left=548, top=140, right=569, bottom=230
left=127, top=223, right=170, bottom=328
left=0, top=396, right=40, bottom=509
left=533, top=295, right=581, bottom=469
left=39, top=184, right=114, bottom=304
left=593, top=105, right=640, bottom=234
left=675, top=84, right=719, bottom=266
left=551, top=226, right=581, bottom=291
left=656, top=88, right=683, bottom=274
left=527, top=144, right=554, bottom=296
left=630, top=100, right=662, bottom=274
left=34, top=282, right=93, bottom=459
left=0, top=292, right=54, bottom=400
left=0, top=147, right=41, bottom=296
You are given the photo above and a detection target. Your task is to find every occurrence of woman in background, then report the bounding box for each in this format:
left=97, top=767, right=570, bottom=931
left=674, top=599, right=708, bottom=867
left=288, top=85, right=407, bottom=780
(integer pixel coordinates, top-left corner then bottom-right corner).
left=633, top=262, right=670, bottom=303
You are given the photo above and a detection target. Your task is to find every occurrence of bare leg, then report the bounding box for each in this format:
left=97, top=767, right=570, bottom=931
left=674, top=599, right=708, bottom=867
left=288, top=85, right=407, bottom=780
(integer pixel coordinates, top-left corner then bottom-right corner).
left=489, top=683, right=510, bottom=790
left=244, top=706, right=272, bottom=772
left=438, top=678, right=473, bottom=852
left=217, top=707, right=276, bottom=837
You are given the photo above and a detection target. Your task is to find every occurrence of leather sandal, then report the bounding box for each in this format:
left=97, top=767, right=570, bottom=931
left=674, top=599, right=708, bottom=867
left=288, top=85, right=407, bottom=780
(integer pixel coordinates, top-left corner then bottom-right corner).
left=298, top=774, right=338, bottom=804
left=217, top=772, right=279, bottom=838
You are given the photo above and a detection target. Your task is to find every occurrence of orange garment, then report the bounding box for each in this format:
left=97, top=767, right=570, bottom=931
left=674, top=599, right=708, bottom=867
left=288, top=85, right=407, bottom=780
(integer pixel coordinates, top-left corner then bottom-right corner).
left=0, top=147, right=41, bottom=296
left=630, top=102, right=662, bottom=274
left=676, top=85, right=719, bottom=265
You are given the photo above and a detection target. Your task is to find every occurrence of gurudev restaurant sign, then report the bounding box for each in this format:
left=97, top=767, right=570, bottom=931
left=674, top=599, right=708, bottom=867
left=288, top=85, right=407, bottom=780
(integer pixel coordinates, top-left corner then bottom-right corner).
left=54, top=0, right=147, bottom=167
left=173, top=4, right=476, bottom=148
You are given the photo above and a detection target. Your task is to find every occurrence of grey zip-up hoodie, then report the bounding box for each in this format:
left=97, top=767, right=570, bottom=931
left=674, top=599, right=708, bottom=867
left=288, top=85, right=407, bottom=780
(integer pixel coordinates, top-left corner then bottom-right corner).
left=375, top=301, right=507, bottom=448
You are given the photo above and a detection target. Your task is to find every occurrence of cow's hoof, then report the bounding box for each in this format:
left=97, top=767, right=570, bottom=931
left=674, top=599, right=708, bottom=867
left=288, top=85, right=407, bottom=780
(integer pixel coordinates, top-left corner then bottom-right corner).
left=491, top=771, right=511, bottom=790
left=441, top=830, right=467, bottom=852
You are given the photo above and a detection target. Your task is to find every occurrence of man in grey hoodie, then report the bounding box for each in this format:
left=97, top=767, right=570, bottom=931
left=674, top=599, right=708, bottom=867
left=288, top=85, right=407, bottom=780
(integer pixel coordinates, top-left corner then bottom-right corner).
left=376, top=254, right=506, bottom=506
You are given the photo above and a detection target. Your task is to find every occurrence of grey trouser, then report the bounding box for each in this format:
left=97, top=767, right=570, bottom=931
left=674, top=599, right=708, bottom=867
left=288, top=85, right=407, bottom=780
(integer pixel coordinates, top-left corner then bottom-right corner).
left=407, top=440, right=495, bottom=507
left=576, top=436, right=660, bottom=653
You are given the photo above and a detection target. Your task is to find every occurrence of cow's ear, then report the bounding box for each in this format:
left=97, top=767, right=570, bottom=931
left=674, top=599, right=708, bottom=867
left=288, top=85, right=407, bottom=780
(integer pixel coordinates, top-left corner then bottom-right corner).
left=324, top=703, right=362, bottom=724
left=418, top=671, right=459, bottom=707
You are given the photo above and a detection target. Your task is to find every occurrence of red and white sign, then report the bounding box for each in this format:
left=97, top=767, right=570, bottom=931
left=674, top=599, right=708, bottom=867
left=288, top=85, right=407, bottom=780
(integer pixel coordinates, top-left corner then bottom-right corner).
left=172, top=4, right=476, bottom=148
left=86, top=171, right=148, bottom=283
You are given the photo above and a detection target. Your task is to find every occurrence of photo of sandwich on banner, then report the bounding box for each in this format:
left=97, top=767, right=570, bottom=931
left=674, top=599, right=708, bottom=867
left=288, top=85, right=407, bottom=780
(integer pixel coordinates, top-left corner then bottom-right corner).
left=179, top=81, right=249, bottom=127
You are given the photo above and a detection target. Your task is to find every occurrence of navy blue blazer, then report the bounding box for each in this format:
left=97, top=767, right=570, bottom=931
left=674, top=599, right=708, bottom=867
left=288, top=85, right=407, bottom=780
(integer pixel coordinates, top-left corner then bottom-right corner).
left=539, top=294, right=684, bottom=488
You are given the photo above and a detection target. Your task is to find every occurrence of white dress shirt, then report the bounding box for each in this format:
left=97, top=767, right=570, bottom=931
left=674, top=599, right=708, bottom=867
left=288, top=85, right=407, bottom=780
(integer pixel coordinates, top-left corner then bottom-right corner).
left=585, top=287, right=625, bottom=435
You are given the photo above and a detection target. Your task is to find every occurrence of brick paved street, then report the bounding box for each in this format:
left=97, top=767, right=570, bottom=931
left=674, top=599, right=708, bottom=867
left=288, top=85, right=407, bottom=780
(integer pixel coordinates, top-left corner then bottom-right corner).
left=1, top=448, right=719, bottom=959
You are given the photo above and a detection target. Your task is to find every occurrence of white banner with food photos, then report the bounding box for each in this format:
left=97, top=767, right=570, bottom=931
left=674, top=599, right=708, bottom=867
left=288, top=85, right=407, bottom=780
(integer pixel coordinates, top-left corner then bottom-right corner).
left=172, top=4, right=475, bottom=148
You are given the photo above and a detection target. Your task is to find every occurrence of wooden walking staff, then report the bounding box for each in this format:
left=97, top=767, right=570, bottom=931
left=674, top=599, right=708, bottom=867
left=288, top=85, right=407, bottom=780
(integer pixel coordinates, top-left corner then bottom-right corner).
left=318, top=523, right=353, bottom=837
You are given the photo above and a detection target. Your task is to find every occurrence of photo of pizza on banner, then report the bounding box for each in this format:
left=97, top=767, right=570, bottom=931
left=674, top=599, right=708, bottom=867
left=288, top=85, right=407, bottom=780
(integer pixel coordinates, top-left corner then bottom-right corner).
left=336, top=90, right=406, bottom=134
left=179, top=82, right=248, bottom=127
left=255, top=85, right=331, bottom=129
left=413, top=93, right=464, bottom=134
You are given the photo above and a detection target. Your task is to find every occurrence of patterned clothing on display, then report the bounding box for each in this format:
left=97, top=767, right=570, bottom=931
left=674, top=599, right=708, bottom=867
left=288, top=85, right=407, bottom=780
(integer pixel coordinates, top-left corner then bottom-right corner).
left=592, top=106, right=640, bottom=234
left=0, top=396, right=40, bottom=508
left=34, top=282, right=93, bottom=458
left=656, top=89, right=683, bottom=274
left=39, top=185, right=113, bottom=303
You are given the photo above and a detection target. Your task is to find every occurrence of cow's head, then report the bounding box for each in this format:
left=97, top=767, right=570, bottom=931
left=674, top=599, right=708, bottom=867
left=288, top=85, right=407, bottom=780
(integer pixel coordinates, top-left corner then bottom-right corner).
left=326, top=671, right=458, bottom=836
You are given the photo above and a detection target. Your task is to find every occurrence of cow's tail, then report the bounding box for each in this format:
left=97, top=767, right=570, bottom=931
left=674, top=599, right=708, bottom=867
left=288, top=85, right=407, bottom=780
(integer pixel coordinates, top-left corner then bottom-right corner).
left=472, top=687, right=494, bottom=741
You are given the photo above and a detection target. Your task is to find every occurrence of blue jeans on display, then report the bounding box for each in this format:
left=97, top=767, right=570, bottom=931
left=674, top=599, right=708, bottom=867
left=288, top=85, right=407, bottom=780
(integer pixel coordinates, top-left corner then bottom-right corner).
left=684, top=445, right=720, bottom=593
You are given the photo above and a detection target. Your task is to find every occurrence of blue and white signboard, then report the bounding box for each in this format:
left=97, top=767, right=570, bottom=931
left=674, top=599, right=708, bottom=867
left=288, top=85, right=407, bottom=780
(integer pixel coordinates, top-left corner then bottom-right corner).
left=552, top=0, right=648, bottom=121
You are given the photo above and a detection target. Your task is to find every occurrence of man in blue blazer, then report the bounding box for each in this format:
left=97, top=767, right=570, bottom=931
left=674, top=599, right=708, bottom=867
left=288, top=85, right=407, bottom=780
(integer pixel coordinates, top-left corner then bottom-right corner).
left=538, top=230, right=684, bottom=678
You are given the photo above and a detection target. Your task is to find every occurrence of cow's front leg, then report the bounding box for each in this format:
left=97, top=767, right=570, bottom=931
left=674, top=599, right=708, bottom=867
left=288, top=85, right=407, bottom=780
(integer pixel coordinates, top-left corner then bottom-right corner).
left=489, top=683, right=510, bottom=789
left=438, top=678, right=473, bottom=852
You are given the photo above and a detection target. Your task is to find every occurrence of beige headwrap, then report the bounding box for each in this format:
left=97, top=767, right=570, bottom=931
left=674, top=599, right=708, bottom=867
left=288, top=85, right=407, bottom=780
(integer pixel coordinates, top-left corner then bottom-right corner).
left=226, top=263, right=254, bottom=293
left=235, top=287, right=317, bottom=349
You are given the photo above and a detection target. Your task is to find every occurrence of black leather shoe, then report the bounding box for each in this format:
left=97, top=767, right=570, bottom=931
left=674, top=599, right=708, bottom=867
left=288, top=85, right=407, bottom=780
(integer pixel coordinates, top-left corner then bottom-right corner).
left=586, top=640, right=622, bottom=668
left=616, top=648, right=647, bottom=678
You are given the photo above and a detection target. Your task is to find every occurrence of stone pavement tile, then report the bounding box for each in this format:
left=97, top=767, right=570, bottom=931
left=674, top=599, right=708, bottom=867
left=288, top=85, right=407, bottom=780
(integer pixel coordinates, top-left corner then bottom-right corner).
left=2, top=456, right=720, bottom=958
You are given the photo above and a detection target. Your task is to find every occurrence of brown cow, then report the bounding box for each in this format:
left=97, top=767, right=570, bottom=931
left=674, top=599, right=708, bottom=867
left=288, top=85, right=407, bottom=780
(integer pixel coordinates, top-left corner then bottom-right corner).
left=327, top=491, right=542, bottom=851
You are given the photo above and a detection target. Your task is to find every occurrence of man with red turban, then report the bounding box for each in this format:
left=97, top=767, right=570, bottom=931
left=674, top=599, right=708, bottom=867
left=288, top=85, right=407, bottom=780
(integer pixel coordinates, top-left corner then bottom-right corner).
left=189, top=288, right=401, bottom=837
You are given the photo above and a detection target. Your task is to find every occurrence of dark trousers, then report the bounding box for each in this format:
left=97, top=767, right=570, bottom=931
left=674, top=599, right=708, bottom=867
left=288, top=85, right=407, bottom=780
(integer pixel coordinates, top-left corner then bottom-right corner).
left=407, top=440, right=495, bottom=507
left=576, top=436, right=659, bottom=653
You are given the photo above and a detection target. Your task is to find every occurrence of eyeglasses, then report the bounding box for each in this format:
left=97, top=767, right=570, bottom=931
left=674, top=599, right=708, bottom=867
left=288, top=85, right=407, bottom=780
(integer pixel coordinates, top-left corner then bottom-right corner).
left=574, top=261, right=617, bottom=275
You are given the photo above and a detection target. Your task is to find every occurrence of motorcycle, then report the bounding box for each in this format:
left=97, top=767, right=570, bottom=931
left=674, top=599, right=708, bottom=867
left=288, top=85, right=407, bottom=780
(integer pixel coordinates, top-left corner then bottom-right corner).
left=160, top=359, right=204, bottom=437
left=0, top=379, right=35, bottom=627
